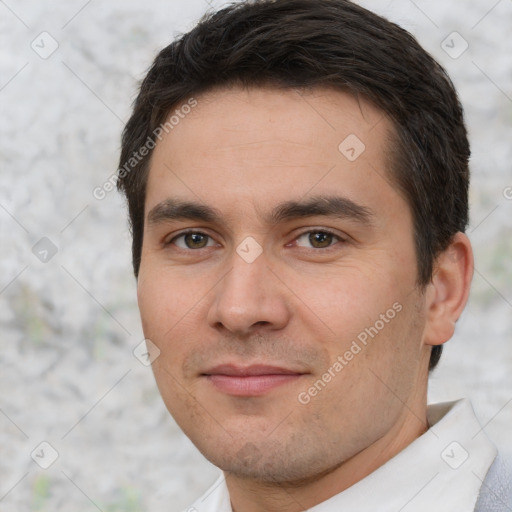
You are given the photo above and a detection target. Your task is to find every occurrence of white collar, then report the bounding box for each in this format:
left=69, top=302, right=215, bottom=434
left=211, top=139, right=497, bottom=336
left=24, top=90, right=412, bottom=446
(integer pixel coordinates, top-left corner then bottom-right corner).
left=186, top=399, right=497, bottom=512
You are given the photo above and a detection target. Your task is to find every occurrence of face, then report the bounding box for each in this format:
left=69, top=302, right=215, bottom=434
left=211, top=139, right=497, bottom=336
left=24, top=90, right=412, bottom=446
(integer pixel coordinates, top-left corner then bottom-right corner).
left=137, top=86, right=431, bottom=484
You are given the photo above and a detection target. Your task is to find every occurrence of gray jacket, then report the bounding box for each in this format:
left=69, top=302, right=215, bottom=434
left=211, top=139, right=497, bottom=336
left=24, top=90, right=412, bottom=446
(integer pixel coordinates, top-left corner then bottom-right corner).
left=475, top=455, right=512, bottom=511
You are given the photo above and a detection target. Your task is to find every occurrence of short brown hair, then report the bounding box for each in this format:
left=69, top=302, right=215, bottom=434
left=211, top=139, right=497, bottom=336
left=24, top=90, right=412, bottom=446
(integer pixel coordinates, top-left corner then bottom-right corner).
left=117, top=0, right=470, bottom=371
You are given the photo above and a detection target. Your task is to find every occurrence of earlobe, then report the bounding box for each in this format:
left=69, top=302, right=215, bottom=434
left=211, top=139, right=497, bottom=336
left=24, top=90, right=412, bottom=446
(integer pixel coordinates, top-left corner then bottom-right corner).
left=423, top=232, right=474, bottom=347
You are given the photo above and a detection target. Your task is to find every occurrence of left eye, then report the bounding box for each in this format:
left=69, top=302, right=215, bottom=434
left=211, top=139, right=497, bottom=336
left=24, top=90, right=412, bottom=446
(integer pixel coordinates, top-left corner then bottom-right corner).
left=295, top=230, right=342, bottom=249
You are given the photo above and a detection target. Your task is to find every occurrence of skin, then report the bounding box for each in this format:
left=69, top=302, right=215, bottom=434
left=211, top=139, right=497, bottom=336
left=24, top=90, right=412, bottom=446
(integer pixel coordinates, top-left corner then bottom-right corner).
left=137, top=86, right=473, bottom=511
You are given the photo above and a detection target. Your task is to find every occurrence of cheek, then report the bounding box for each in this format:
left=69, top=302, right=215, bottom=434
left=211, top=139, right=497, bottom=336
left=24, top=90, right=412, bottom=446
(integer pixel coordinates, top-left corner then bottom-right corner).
left=137, top=270, right=166, bottom=337
left=137, top=270, right=199, bottom=413
left=294, top=265, right=421, bottom=388
left=137, top=265, right=212, bottom=378
left=137, top=267, right=186, bottom=350
left=358, top=294, right=426, bottom=402
left=289, top=266, right=397, bottom=340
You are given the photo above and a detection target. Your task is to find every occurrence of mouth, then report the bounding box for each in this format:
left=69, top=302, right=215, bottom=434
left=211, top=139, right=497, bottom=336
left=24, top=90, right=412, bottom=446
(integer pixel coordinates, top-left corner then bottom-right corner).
left=201, top=364, right=307, bottom=397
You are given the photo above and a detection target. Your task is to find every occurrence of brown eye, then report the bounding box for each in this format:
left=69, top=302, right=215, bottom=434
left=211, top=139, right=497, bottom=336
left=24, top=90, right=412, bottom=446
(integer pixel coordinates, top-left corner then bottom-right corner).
left=309, top=232, right=334, bottom=248
left=295, top=230, right=341, bottom=249
left=184, top=233, right=209, bottom=248
left=168, top=231, right=215, bottom=249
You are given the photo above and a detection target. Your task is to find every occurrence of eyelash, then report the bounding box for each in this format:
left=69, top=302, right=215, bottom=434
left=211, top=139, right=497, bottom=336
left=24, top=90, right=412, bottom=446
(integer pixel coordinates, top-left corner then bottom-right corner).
left=165, top=228, right=346, bottom=251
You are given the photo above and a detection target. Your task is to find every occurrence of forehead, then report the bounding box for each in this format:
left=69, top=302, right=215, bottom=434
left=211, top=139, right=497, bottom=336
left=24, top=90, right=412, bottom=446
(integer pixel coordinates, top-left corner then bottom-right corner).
left=145, top=85, right=406, bottom=229
left=164, top=85, right=389, bottom=155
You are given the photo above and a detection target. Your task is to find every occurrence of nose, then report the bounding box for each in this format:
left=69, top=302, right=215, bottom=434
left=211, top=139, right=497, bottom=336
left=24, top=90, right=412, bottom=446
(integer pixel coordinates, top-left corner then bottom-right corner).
left=206, top=246, right=291, bottom=337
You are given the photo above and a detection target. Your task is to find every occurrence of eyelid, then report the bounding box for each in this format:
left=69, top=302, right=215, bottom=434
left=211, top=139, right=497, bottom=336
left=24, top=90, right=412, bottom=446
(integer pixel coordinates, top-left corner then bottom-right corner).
left=164, top=227, right=347, bottom=250
left=164, top=228, right=219, bottom=248
left=292, top=227, right=347, bottom=249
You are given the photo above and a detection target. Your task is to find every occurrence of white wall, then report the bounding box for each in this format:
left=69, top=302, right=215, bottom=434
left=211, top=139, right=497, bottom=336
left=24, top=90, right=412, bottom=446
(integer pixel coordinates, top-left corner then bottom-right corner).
left=0, top=1, right=511, bottom=510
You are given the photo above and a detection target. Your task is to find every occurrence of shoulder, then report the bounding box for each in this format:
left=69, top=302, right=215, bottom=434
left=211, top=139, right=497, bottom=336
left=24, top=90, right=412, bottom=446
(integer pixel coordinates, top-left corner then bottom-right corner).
left=475, top=452, right=512, bottom=511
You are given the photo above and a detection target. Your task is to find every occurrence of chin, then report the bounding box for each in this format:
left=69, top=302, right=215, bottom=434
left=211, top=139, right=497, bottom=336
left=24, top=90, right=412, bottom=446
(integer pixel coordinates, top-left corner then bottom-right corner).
left=203, top=437, right=342, bottom=485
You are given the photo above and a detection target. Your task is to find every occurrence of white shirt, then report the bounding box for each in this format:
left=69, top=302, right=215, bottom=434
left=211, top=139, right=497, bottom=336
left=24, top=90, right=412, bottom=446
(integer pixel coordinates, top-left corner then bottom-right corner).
left=183, top=399, right=498, bottom=512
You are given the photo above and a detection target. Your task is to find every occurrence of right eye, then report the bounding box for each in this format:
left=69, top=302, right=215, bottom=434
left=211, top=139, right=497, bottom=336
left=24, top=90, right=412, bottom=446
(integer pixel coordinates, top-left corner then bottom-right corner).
left=165, top=230, right=218, bottom=250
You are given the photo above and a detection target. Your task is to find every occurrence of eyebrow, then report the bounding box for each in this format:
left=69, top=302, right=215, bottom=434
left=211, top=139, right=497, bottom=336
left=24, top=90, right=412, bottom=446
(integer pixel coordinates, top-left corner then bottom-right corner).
left=147, top=195, right=375, bottom=228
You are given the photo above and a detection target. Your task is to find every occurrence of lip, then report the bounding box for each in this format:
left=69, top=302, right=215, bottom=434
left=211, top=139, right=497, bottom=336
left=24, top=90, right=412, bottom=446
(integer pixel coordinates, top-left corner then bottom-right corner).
left=202, top=364, right=306, bottom=397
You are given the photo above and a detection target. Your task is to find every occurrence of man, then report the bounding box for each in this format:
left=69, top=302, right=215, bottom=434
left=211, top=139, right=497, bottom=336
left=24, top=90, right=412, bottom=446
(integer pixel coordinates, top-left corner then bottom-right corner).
left=116, top=1, right=511, bottom=510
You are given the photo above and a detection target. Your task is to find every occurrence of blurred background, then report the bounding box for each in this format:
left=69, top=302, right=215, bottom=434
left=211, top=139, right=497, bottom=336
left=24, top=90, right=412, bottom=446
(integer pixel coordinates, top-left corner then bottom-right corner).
left=0, top=0, right=511, bottom=510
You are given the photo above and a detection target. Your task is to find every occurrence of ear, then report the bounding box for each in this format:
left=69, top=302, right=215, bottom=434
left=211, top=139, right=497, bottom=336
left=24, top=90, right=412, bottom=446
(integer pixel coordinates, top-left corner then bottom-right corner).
left=423, top=232, right=474, bottom=347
